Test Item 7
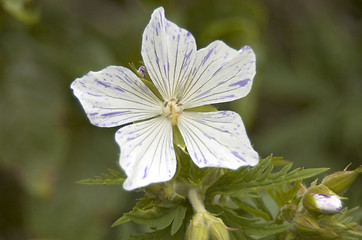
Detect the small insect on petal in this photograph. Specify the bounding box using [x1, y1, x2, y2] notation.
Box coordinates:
[137, 65, 146, 78]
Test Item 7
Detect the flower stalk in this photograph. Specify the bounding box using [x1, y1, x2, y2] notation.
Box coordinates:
[188, 187, 230, 240]
[188, 187, 207, 213]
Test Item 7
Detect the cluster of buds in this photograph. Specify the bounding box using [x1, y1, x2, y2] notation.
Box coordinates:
[291, 165, 362, 239]
[187, 212, 229, 240]
[302, 165, 361, 215]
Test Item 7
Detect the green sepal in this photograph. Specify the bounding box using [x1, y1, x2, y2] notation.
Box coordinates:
[76, 168, 125, 185]
[112, 215, 131, 227]
[172, 125, 186, 152]
[321, 165, 362, 195]
[129, 62, 164, 101]
[185, 105, 218, 112]
[139, 77, 164, 102]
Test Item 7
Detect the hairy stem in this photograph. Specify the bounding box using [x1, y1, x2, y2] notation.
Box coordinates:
[188, 187, 206, 213]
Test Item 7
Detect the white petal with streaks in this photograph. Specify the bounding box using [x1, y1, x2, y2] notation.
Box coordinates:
[141, 7, 196, 100]
[115, 117, 176, 190]
[181, 41, 256, 109]
[177, 111, 259, 169]
[71, 65, 163, 127]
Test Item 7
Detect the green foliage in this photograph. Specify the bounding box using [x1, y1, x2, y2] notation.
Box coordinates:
[113, 197, 191, 239]
[126, 202, 187, 234]
[110, 155, 352, 239]
[206, 156, 328, 198]
[76, 169, 125, 185]
[208, 204, 291, 236]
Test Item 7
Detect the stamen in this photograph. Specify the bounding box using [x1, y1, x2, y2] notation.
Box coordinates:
[162, 98, 183, 125]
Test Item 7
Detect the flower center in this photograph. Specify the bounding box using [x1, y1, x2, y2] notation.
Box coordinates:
[162, 98, 183, 126]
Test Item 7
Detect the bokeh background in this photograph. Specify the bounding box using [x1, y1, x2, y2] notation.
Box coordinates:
[0, 0, 361, 239]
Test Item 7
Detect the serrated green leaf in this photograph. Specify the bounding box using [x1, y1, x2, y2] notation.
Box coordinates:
[111, 215, 131, 227]
[170, 205, 187, 235]
[211, 206, 290, 236]
[207, 204, 259, 226]
[127, 203, 187, 232]
[243, 222, 291, 236]
[206, 156, 329, 198]
[254, 164, 274, 182]
[271, 181, 301, 207]
[232, 198, 272, 220]
[76, 168, 125, 185]
[185, 105, 218, 112]
[229, 168, 328, 197]
[273, 164, 293, 177]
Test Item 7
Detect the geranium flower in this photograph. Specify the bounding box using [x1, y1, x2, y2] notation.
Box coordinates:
[71, 7, 259, 190]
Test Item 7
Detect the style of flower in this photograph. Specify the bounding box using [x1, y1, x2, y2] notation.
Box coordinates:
[71, 7, 259, 190]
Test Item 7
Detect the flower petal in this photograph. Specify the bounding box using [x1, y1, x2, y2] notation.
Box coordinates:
[115, 117, 176, 190]
[71, 66, 162, 127]
[180, 41, 256, 109]
[177, 111, 259, 169]
[141, 7, 196, 100]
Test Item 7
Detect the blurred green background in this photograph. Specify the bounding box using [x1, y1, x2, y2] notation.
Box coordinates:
[0, 0, 361, 239]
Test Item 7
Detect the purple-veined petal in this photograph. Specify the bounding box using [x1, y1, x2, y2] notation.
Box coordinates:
[177, 111, 259, 169]
[141, 7, 196, 100]
[115, 117, 176, 190]
[313, 194, 342, 214]
[180, 41, 256, 109]
[71, 66, 163, 127]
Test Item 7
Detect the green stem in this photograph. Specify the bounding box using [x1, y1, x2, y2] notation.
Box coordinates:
[188, 187, 206, 213]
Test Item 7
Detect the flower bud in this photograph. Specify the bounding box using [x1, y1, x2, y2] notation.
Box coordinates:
[207, 216, 229, 240]
[303, 186, 342, 214]
[321, 165, 362, 194]
[160, 182, 175, 200]
[279, 204, 297, 222]
[187, 213, 208, 240]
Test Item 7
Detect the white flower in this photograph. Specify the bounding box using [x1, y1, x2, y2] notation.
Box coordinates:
[71, 7, 259, 190]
